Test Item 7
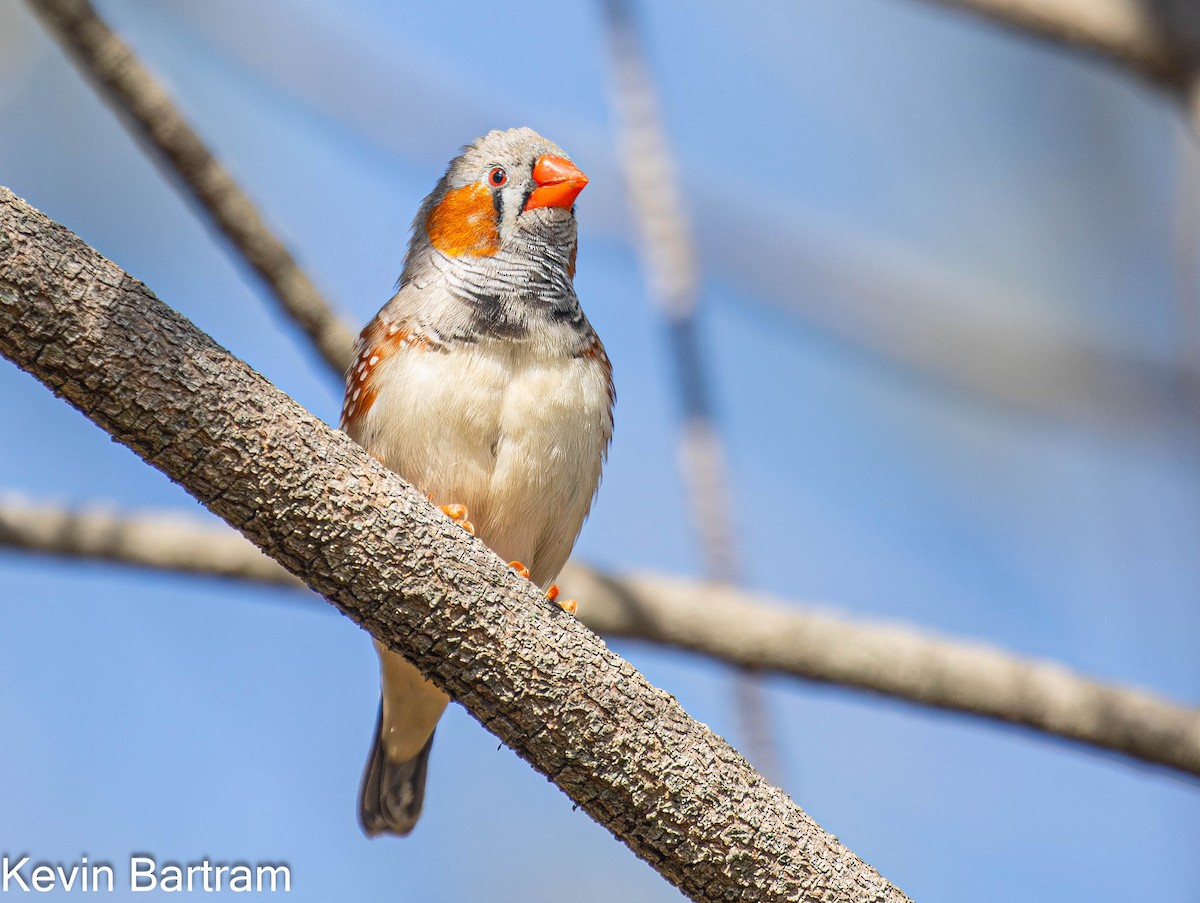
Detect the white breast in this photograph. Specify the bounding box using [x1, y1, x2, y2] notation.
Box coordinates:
[348, 339, 611, 587]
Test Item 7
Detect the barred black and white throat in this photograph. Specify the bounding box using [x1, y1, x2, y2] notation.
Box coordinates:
[397, 127, 588, 347]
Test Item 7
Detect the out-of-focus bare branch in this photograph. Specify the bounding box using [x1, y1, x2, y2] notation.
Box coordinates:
[25, 0, 356, 375]
[0, 497, 302, 587]
[569, 567, 1200, 780]
[711, 201, 1200, 432]
[4, 498, 1199, 781]
[600, 0, 780, 780]
[916, 0, 1200, 92]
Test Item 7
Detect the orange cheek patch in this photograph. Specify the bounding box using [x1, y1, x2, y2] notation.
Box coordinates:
[425, 183, 501, 257]
[340, 320, 438, 428]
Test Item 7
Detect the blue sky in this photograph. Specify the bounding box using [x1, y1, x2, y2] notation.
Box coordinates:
[0, 1, 1197, 900]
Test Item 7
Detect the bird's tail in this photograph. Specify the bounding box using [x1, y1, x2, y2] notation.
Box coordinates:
[358, 704, 436, 838]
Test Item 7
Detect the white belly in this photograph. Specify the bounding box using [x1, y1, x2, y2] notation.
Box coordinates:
[347, 340, 610, 587]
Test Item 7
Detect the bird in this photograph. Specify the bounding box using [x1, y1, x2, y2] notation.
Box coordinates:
[339, 127, 613, 838]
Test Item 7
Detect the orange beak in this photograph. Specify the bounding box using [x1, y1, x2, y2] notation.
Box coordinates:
[524, 154, 588, 211]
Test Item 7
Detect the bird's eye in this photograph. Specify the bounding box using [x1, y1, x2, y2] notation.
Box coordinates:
[487, 167, 508, 188]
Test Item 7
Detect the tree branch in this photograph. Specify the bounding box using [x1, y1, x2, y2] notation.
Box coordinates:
[3, 497, 1198, 780]
[600, 0, 780, 780]
[0, 498, 304, 587]
[0, 186, 911, 901]
[915, 0, 1200, 93]
[571, 569, 1200, 780]
[25, 0, 356, 375]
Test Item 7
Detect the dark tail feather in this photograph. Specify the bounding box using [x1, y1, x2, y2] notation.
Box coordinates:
[358, 704, 435, 838]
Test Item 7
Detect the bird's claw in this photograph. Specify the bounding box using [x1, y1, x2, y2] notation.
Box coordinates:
[546, 583, 577, 616]
[439, 503, 475, 535]
[509, 566, 577, 615]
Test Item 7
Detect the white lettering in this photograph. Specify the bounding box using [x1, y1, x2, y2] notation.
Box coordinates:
[189, 861, 214, 892]
[130, 856, 157, 892]
[229, 865, 251, 892]
[2, 857, 30, 892]
[257, 864, 290, 892]
[91, 863, 115, 893]
[56, 863, 78, 892]
[0, 854, 290, 893]
[159, 864, 182, 893]
[30, 865, 55, 892]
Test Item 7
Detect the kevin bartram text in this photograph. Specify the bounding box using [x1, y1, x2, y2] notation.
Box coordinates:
[1, 855, 291, 893]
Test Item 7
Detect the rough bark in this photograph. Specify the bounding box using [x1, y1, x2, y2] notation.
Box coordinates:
[0, 187, 912, 901]
[5, 498, 1199, 780]
[25, 0, 356, 375]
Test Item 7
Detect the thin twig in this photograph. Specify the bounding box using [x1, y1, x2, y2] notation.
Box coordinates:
[600, 0, 781, 781]
[26, 0, 356, 375]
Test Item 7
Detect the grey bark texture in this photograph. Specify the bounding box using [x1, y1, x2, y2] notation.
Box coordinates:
[25, 0, 356, 375]
[0, 186, 912, 901]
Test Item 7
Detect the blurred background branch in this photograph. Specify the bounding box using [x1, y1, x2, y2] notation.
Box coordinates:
[599, 0, 780, 781]
[916, 0, 1200, 94]
[26, 0, 356, 375]
[4, 496, 1198, 781]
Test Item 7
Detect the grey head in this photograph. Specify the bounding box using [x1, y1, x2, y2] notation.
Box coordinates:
[395, 128, 590, 343]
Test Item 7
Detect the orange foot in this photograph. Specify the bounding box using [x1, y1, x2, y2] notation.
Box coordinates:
[438, 503, 475, 535]
[546, 584, 577, 616]
[510, 563, 577, 615]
